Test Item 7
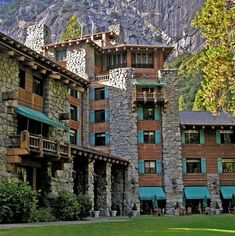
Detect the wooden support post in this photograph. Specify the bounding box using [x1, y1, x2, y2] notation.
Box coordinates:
[32, 168, 37, 190]
[68, 143, 71, 160]
[56, 141, 61, 160]
[38, 135, 43, 157]
[20, 130, 30, 151]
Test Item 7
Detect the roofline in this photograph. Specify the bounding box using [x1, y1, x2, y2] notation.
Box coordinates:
[180, 123, 235, 126]
[0, 31, 88, 87]
[102, 44, 174, 50]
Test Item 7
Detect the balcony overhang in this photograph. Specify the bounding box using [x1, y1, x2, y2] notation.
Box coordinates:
[133, 81, 165, 87]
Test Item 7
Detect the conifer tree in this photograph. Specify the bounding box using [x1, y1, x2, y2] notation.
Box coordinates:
[179, 95, 187, 111]
[60, 15, 82, 42]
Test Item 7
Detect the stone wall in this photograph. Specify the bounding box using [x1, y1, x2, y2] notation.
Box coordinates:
[0, 54, 18, 177]
[207, 174, 222, 208]
[25, 24, 51, 53]
[109, 68, 140, 214]
[109, 24, 125, 43]
[67, 43, 94, 80]
[159, 69, 184, 215]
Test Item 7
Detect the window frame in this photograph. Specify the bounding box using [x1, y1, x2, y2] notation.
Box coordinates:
[144, 131, 155, 144]
[70, 129, 77, 145]
[185, 130, 200, 144]
[95, 132, 106, 146]
[144, 161, 156, 174]
[55, 49, 67, 61]
[95, 110, 105, 123]
[70, 105, 78, 121]
[222, 158, 235, 173]
[131, 52, 154, 68]
[32, 76, 43, 96]
[186, 158, 202, 174]
[220, 130, 235, 144]
[94, 87, 105, 100]
[69, 88, 79, 99]
[143, 106, 154, 120]
[19, 69, 26, 89]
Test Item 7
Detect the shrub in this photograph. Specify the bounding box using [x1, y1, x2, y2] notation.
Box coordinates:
[132, 203, 137, 211]
[54, 191, 81, 221]
[77, 195, 92, 220]
[0, 181, 37, 223]
[30, 208, 57, 222]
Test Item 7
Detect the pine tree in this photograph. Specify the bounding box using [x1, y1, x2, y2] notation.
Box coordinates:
[179, 95, 187, 111]
[60, 16, 82, 42]
[185, 0, 235, 116]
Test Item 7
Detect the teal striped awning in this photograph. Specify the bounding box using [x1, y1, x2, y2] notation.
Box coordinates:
[16, 105, 68, 131]
[139, 187, 166, 200]
[220, 186, 235, 199]
[184, 187, 210, 200]
[133, 81, 165, 87]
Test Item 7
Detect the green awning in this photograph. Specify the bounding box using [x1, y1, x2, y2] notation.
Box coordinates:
[16, 105, 68, 131]
[184, 187, 210, 200]
[220, 186, 235, 199]
[139, 187, 166, 200]
[133, 81, 165, 87]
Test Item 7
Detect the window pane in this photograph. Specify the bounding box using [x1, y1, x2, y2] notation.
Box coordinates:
[19, 69, 25, 89]
[95, 110, 105, 123]
[144, 161, 156, 174]
[69, 88, 78, 98]
[143, 107, 154, 120]
[33, 76, 43, 96]
[222, 159, 235, 173]
[95, 88, 105, 100]
[70, 129, 77, 145]
[144, 131, 155, 144]
[95, 133, 106, 146]
[55, 49, 67, 61]
[221, 130, 235, 144]
[185, 130, 199, 144]
[70, 105, 77, 121]
[186, 158, 201, 173]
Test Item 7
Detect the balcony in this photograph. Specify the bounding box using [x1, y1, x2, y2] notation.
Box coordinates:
[90, 74, 109, 82]
[134, 73, 158, 80]
[18, 88, 43, 111]
[132, 91, 166, 103]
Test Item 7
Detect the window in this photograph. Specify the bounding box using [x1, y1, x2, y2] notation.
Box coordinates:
[131, 52, 153, 68]
[70, 129, 77, 145]
[69, 88, 79, 99]
[186, 159, 201, 173]
[144, 161, 156, 174]
[95, 133, 105, 146]
[70, 105, 77, 121]
[107, 52, 127, 70]
[55, 49, 67, 61]
[95, 110, 105, 123]
[185, 130, 200, 144]
[19, 69, 25, 89]
[220, 130, 235, 144]
[95, 88, 105, 100]
[33, 76, 43, 96]
[222, 159, 235, 173]
[143, 107, 154, 120]
[144, 131, 155, 144]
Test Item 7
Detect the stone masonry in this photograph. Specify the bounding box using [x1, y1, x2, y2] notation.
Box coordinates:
[25, 24, 51, 53]
[0, 54, 18, 179]
[159, 69, 184, 215]
[109, 68, 140, 213]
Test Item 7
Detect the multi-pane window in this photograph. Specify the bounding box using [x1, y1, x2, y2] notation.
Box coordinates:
[107, 53, 127, 70]
[131, 52, 153, 68]
[185, 130, 200, 144]
[33, 76, 43, 96]
[55, 49, 67, 61]
[19, 69, 25, 89]
[70, 129, 77, 145]
[95, 88, 105, 100]
[144, 131, 155, 144]
[70, 105, 77, 121]
[95, 133, 105, 146]
[69, 88, 79, 99]
[95, 110, 105, 123]
[220, 130, 235, 144]
[143, 107, 154, 120]
[222, 159, 235, 173]
[144, 161, 156, 174]
[186, 159, 201, 173]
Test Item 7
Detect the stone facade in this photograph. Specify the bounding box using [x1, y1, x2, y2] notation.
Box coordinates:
[207, 174, 222, 208]
[159, 69, 184, 215]
[67, 43, 94, 80]
[109, 24, 125, 43]
[25, 24, 51, 53]
[0, 54, 18, 176]
[109, 68, 140, 213]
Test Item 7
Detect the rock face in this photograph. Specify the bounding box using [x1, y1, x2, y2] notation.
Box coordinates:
[0, 0, 205, 53]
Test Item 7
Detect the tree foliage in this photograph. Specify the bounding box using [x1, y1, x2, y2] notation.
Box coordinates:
[183, 0, 235, 116]
[60, 15, 82, 42]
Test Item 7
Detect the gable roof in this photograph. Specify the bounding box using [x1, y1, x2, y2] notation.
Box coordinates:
[180, 111, 235, 126]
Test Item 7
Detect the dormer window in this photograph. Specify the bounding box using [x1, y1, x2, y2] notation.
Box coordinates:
[55, 49, 67, 61]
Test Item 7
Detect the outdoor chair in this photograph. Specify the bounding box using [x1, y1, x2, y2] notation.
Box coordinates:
[186, 207, 192, 215]
[204, 207, 210, 215]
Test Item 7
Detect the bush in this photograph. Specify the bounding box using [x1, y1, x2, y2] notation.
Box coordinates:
[77, 195, 92, 220]
[0, 181, 37, 223]
[30, 208, 57, 222]
[54, 191, 81, 221]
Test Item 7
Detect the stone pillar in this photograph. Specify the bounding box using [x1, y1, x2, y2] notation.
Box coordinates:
[207, 174, 222, 208]
[109, 68, 140, 214]
[86, 160, 95, 209]
[109, 24, 125, 43]
[159, 69, 184, 215]
[25, 24, 51, 53]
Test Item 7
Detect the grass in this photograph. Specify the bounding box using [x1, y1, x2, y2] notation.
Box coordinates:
[1, 215, 235, 236]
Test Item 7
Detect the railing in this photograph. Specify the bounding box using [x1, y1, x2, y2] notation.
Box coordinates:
[9, 131, 71, 159]
[134, 73, 158, 80]
[133, 91, 165, 103]
[91, 74, 110, 82]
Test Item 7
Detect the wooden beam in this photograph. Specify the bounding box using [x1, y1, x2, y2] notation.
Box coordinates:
[63, 79, 69, 84]
[5, 50, 15, 56]
[48, 73, 61, 80]
[16, 56, 25, 61]
[70, 82, 76, 87]
[40, 69, 47, 74]
[24, 61, 35, 67]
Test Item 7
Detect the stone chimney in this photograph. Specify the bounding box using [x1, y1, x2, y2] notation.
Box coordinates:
[109, 24, 124, 43]
[25, 23, 51, 54]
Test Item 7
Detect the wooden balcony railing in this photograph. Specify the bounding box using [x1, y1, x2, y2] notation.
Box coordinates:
[9, 130, 71, 159]
[132, 91, 165, 103]
[90, 74, 109, 82]
[134, 73, 158, 80]
[18, 88, 43, 111]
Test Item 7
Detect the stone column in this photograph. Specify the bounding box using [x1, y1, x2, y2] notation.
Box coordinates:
[25, 24, 51, 53]
[159, 69, 184, 215]
[109, 68, 140, 214]
[207, 174, 222, 208]
[86, 160, 95, 209]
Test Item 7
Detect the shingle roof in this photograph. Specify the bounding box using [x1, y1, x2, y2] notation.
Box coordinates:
[180, 111, 235, 126]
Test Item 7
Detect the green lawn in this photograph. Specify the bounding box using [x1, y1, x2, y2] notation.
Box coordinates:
[1, 215, 235, 236]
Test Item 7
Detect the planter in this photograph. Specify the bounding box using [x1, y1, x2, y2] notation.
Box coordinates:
[215, 209, 221, 215]
[174, 209, 180, 216]
[111, 210, 117, 217]
[93, 210, 100, 218]
[132, 210, 138, 217]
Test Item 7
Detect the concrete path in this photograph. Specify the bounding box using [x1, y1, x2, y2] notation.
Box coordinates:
[0, 217, 129, 229]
